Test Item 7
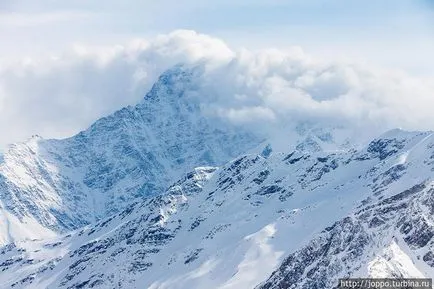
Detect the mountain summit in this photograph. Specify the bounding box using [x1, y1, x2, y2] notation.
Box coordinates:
[0, 65, 260, 244]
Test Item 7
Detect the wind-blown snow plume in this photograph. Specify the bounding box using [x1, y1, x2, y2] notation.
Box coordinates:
[1, 30, 434, 147]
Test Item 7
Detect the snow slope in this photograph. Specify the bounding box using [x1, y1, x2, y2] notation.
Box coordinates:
[1, 129, 434, 288]
[0, 65, 260, 244]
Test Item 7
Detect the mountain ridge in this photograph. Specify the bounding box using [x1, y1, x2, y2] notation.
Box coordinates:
[1, 128, 434, 288]
[0, 64, 261, 244]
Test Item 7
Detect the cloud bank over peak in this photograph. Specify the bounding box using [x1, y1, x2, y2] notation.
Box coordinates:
[0, 30, 433, 148]
[199, 48, 434, 145]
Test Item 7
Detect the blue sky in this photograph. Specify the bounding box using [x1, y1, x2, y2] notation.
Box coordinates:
[1, 0, 433, 74]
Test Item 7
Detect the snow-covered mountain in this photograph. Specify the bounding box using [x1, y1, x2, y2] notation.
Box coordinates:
[1, 128, 434, 289]
[0, 65, 261, 244]
[1, 64, 434, 289]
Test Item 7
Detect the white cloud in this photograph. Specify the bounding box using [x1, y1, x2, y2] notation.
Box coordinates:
[1, 30, 434, 148]
[0, 31, 234, 147]
[200, 50, 434, 142]
[217, 106, 276, 123]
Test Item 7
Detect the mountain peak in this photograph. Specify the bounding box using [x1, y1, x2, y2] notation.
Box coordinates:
[0, 64, 260, 243]
[376, 128, 430, 140]
[144, 64, 202, 102]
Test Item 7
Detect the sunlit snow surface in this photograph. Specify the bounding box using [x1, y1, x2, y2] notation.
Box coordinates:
[1, 129, 434, 288]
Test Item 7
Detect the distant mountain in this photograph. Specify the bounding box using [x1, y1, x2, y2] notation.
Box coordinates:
[1, 129, 433, 288]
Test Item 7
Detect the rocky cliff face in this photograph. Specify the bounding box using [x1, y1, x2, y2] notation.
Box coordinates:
[0, 65, 260, 243]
